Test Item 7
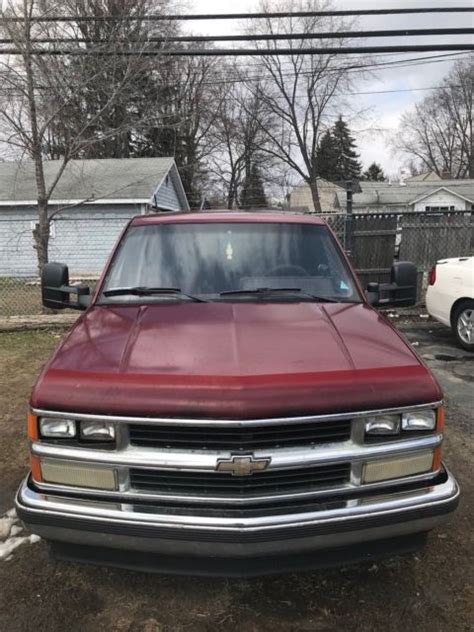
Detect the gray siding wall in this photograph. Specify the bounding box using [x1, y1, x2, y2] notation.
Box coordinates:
[154, 174, 182, 210]
[0, 204, 143, 277]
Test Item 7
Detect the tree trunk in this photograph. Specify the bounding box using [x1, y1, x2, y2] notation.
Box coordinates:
[22, 0, 50, 275]
[32, 201, 50, 274]
[309, 178, 322, 214]
[227, 176, 237, 209]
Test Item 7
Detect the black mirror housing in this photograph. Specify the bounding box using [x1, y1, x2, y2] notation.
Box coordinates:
[41, 262, 90, 310]
[388, 261, 418, 307]
[366, 282, 380, 305]
[366, 262, 418, 308]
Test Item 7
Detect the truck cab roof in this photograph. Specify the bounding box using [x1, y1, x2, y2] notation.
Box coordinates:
[131, 210, 327, 227]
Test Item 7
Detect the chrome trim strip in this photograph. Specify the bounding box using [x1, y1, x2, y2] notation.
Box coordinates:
[31, 401, 443, 428]
[31, 434, 443, 470]
[33, 469, 440, 506]
[17, 468, 459, 532]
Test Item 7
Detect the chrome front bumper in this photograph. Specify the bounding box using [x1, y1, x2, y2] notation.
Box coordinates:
[16, 468, 459, 574]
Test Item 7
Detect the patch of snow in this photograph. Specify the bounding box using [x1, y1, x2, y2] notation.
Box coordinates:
[10, 525, 23, 537]
[0, 517, 15, 540]
[0, 508, 40, 562]
[0, 536, 29, 560]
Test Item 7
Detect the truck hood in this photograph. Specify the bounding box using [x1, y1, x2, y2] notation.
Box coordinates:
[32, 302, 441, 418]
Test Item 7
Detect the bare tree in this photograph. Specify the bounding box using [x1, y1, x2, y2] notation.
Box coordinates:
[0, 0, 168, 272]
[393, 58, 473, 179]
[129, 50, 222, 208]
[243, 0, 358, 212]
[209, 74, 277, 209]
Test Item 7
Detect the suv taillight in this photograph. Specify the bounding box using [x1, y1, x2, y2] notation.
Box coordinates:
[429, 265, 437, 286]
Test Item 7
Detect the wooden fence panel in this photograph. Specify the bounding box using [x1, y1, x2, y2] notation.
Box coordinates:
[399, 213, 472, 270]
[351, 214, 397, 289]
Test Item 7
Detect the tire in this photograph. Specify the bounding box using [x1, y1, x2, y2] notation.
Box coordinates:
[452, 300, 474, 351]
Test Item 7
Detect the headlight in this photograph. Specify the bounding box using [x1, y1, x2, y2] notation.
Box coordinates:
[364, 408, 439, 439]
[80, 421, 115, 442]
[365, 415, 400, 436]
[39, 417, 76, 438]
[402, 410, 436, 431]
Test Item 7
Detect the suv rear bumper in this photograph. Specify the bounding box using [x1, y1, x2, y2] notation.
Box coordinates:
[16, 467, 459, 575]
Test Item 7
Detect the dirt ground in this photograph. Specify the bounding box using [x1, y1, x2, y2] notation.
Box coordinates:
[0, 326, 472, 632]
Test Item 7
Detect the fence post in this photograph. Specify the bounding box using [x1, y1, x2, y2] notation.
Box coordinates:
[345, 180, 353, 257]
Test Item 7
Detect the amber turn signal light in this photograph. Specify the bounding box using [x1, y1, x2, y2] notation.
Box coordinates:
[27, 411, 39, 441]
[436, 406, 445, 432]
[432, 447, 442, 472]
[30, 455, 43, 482]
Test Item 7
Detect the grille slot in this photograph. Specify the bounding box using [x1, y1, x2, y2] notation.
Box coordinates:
[129, 463, 350, 497]
[129, 419, 352, 450]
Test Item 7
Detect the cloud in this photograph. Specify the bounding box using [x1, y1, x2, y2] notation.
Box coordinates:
[188, 0, 471, 173]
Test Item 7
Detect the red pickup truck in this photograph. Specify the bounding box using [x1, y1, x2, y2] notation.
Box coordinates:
[16, 211, 459, 575]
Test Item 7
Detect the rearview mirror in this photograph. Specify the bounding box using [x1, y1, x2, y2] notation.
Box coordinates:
[42, 262, 90, 310]
[366, 262, 418, 308]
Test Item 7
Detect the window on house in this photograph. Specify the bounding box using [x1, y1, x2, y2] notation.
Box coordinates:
[425, 205, 456, 213]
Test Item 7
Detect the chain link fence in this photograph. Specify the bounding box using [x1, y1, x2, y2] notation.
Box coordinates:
[0, 213, 127, 317]
[0, 210, 472, 316]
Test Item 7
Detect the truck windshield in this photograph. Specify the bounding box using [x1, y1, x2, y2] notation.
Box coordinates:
[100, 222, 361, 303]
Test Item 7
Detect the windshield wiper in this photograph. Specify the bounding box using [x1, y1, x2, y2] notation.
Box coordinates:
[103, 287, 206, 302]
[219, 287, 338, 302]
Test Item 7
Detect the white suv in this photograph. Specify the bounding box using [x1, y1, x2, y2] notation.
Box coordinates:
[426, 257, 474, 351]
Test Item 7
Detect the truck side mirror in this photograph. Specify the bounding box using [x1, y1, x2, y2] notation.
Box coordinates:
[366, 282, 380, 305]
[366, 262, 418, 308]
[42, 262, 91, 311]
[390, 261, 418, 306]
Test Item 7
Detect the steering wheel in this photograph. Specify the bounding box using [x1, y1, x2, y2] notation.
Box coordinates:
[266, 264, 309, 276]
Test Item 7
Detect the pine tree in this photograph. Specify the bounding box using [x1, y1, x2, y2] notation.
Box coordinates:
[362, 162, 386, 182]
[331, 115, 362, 182]
[316, 130, 338, 181]
[240, 164, 268, 209]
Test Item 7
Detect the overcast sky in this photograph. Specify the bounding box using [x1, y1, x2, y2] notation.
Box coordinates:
[185, 0, 473, 177]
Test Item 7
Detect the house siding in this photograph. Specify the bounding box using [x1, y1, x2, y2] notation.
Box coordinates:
[0, 204, 142, 277]
[154, 173, 182, 210]
[413, 190, 471, 212]
[0, 158, 189, 277]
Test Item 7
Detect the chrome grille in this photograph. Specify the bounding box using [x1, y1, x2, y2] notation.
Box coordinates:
[128, 419, 352, 450]
[129, 463, 351, 497]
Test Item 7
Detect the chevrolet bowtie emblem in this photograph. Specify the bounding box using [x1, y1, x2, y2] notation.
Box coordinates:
[216, 454, 271, 476]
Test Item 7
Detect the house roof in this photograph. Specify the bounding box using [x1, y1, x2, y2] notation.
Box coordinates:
[0, 157, 188, 209]
[405, 171, 442, 182]
[292, 178, 346, 191]
[409, 186, 474, 205]
[334, 179, 474, 208]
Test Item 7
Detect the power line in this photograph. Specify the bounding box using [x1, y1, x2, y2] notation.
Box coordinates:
[1, 44, 473, 56]
[0, 84, 461, 98]
[1, 7, 473, 22]
[0, 52, 469, 89]
[192, 51, 471, 82]
[0, 51, 468, 89]
[1, 27, 473, 45]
